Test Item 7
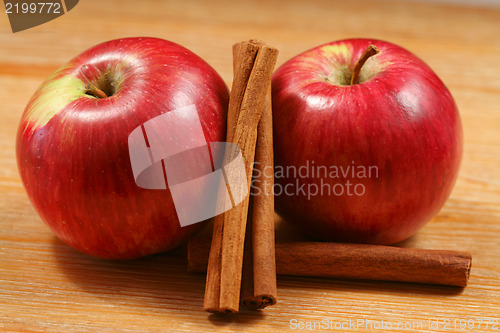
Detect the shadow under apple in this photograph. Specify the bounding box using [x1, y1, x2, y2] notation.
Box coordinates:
[49, 235, 267, 326]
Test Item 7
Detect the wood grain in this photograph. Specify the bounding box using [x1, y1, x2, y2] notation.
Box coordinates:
[1, 0, 500, 331]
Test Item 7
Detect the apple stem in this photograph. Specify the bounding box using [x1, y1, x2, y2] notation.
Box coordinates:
[350, 45, 380, 85]
[85, 84, 108, 99]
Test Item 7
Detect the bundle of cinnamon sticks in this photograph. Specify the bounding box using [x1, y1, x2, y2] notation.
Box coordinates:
[201, 40, 279, 313]
[188, 39, 472, 314]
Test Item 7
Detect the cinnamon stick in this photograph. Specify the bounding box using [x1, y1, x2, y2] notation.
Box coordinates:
[202, 41, 260, 314]
[203, 40, 278, 313]
[231, 41, 277, 310]
[235, 42, 257, 310]
[190, 239, 472, 288]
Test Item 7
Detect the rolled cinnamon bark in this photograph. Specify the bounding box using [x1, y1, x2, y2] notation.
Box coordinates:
[189, 239, 472, 288]
[234, 40, 277, 310]
[203, 40, 278, 313]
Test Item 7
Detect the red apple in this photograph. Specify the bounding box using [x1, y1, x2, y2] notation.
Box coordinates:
[17, 37, 229, 259]
[271, 39, 462, 245]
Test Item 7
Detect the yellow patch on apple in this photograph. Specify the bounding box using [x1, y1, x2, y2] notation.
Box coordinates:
[24, 69, 84, 129]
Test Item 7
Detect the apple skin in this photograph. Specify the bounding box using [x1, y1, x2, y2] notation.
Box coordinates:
[17, 37, 229, 259]
[272, 39, 462, 245]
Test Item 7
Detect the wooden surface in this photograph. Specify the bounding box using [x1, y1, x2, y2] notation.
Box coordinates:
[1, 0, 500, 331]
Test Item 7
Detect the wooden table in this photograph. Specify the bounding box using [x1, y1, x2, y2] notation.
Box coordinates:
[1, 0, 500, 331]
